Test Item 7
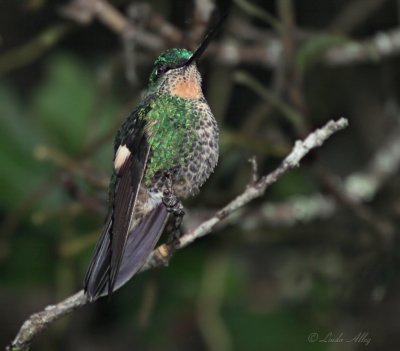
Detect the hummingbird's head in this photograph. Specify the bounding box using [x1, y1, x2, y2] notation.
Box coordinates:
[148, 14, 226, 97]
[149, 48, 193, 88]
[148, 48, 204, 99]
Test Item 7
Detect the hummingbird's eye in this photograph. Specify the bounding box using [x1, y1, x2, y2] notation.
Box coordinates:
[155, 66, 169, 78]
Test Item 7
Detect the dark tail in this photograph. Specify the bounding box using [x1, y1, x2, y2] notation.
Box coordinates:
[84, 205, 169, 301]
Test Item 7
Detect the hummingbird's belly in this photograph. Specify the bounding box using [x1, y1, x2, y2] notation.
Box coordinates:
[173, 111, 219, 198]
[148, 101, 219, 199]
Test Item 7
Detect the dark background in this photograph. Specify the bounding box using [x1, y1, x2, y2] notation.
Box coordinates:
[1, 0, 400, 350]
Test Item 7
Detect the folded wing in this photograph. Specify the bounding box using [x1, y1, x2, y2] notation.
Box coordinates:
[84, 101, 168, 301]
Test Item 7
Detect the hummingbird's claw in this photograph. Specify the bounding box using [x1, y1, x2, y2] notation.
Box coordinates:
[162, 180, 185, 246]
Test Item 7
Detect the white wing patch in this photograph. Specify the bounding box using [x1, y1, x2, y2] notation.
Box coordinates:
[114, 144, 131, 172]
[148, 190, 163, 207]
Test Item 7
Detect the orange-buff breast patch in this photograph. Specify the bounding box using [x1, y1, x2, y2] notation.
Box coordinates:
[171, 79, 201, 99]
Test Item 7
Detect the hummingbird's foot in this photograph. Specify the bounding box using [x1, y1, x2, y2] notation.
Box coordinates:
[162, 172, 185, 246]
[163, 190, 185, 246]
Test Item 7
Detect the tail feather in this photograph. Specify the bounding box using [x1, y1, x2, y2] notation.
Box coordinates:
[84, 204, 169, 301]
[112, 205, 169, 293]
[84, 217, 112, 299]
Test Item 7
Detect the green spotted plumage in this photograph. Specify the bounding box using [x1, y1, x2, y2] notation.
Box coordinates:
[145, 94, 197, 183]
[84, 47, 219, 301]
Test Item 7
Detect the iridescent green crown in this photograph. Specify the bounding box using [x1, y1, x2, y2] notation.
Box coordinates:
[149, 48, 193, 89]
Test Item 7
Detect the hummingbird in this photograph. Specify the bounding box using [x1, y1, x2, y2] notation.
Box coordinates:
[83, 22, 222, 301]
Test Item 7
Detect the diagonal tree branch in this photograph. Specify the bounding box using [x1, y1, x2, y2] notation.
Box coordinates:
[7, 118, 348, 351]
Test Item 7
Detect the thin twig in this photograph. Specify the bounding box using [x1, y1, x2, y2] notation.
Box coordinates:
[60, 0, 163, 50]
[190, 0, 215, 47]
[6, 291, 87, 351]
[34, 145, 108, 188]
[7, 118, 348, 351]
[324, 29, 400, 65]
[233, 0, 282, 31]
[329, 0, 388, 34]
[242, 117, 400, 229]
[0, 25, 70, 77]
[248, 156, 259, 184]
[4, 1, 400, 79]
[278, 0, 308, 124]
[315, 168, 394, 242]
[234, 71, 306, 133]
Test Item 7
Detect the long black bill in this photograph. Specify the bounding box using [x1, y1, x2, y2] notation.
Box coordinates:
[185, 12, 227, 66]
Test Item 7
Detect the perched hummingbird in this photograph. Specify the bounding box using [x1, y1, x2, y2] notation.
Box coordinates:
[84, 25, 220, 301]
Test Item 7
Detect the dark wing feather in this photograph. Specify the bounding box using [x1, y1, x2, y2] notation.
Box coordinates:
[84, 99, 160, 301]
[108, 125, 150, 296]
[83, 216, 113, 298]
[117, 205, 169, 284]
[92, 204, 169, 298]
